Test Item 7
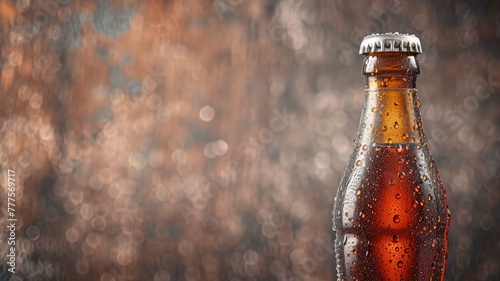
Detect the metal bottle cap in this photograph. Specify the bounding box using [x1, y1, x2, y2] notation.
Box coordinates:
[359, 32, 422, 55]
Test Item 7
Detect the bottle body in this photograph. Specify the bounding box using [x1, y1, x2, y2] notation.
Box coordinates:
[333, 49, 449, 280]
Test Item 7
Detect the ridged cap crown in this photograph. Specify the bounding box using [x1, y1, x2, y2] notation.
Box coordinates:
[359, 32, 422, 55]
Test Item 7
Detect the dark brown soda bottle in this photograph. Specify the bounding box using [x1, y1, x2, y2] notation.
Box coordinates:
[332, 33, 450, 281]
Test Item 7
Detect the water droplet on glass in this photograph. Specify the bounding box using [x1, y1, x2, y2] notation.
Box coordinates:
[397, 260, 403, 268]
[362, 145, 368, 151]
[395, 193, 401, 199]
[393, 215, 401, 223]
[428, 194, 433, 201]
[398, 171, 406, 179]
[383, 126, 388, 131]
[392, 234, 399, 242]
[371, 107, 377, 112]
[356, 160, 362, 166]
[413, 123, 419, 130]
[396, 145, 403, 153]
[394, 122, 399, 129]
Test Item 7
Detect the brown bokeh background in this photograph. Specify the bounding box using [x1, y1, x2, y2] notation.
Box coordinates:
[0, 0, 499, 280]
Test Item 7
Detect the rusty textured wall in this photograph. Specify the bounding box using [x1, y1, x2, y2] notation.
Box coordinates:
[0, 0, 499, 280]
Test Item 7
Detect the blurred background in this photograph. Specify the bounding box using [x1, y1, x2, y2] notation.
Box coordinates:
[0, 0, 499, 280]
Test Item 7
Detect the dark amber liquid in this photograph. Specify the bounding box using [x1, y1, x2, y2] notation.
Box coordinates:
[333, 143, 449, 281]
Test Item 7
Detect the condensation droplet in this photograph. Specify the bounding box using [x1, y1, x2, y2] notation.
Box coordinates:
[371, 107, 377, 113]
[413, 123, 419, 130]
[428, 194, 433, 201]
[393, 215, 401, 223]
[397, 260, 403, 268]
[395, 193, 401, 199]
[392, 234, 399, 242]
[356, 160, 362, 166]
[398, 171, 406, 179]
[396, 145, 403, 153]
[394, 122, 399, 129]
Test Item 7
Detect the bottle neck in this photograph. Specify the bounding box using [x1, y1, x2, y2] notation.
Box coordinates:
[358, 52, 424, 145]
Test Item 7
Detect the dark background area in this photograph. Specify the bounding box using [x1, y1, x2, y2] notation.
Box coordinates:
[0, 0, 499, 280]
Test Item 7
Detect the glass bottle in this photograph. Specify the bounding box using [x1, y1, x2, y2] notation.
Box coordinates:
[332, 33, 450, 281]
